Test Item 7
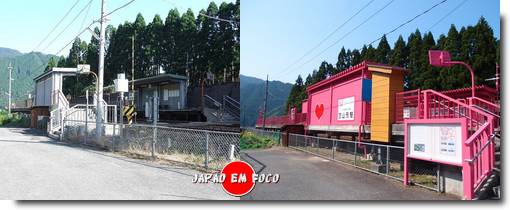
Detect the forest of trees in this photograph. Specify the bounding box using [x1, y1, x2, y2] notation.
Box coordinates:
[286, 17, 500, 112]
[45, 1, 240, 98]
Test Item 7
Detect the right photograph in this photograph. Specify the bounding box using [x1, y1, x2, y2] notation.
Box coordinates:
[240, 0, 500, 200]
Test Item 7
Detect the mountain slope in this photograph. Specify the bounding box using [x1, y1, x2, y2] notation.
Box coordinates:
[0, 47, 22, 58]
[0, 50, 55, 108]
[240, 74, 293, 127]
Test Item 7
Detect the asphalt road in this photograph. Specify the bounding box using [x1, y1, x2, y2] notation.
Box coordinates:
[241, 147, 458, 200]
[0, 127, 236, 200]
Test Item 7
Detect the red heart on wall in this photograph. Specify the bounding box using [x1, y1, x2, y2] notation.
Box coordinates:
[315, 104, 324, 119]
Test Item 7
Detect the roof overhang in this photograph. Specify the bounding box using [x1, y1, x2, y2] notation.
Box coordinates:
[34, 67, 78, 82]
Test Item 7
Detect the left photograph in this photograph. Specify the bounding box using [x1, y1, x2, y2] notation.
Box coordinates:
[0, 0, 240, 200]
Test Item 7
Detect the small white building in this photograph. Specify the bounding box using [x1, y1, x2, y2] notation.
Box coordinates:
[31, 67, 77, 128]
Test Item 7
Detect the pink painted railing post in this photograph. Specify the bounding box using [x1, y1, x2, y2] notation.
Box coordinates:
[403, 123, 409, 186]
[423, 91, 428, 119]
[463, 143, 474, 200]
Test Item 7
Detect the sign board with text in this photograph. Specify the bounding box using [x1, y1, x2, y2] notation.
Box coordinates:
[405, 119, 466, 166]
[337, 96, 355, 121]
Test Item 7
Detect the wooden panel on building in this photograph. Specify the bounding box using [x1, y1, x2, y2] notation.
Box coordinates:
[30, 106, 50, 129]
[369, 67, 404, 143]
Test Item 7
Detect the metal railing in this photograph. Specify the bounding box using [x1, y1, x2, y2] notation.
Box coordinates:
[420, 90, 496, 199]
[468, 97, 500, 129]
[395, 89, 422, 123]
[287, 133, 440, 191]
[255, 113, 307, 128]
[61, 119, 240, 171]
[223, 95, 240, 119]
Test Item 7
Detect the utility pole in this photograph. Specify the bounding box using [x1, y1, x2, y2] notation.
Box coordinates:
[7, 62, 13, 115]
[262, 74, 268, 129]
[131, 35, 135, 105]
[96, 0, 107, 142]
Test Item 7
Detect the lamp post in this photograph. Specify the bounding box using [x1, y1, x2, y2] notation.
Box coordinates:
[428, 50, 476, 98]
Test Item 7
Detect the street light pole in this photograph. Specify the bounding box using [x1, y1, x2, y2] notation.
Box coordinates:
[96, 0, 107, 141]
[428, 50, 476, 98]
[445, 61, 476, 98]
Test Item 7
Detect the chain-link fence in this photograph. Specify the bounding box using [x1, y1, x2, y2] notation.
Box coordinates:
[62, 119, 240, 171]
[287, 133, 440, 191]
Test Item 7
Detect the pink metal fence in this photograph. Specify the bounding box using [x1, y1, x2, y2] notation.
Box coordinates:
[468, 97, 500, 129]
[255, 113, 307, 128]
[395, 89, 423, 123]
[418, 90, 495, 199]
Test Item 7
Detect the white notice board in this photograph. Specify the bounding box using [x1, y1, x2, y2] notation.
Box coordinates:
[337, 96, 355, 121]
[408, 123, 463, 165]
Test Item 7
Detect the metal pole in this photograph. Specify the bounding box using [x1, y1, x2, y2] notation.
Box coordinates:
[59, 109, 64, 141]
[151, 90, 158, 159]
[7, 62, 13, 115]
[386, 146, 390, 174]
[96, 0, 107, 143]
[447, 61, 476, 98]
[332, 140, 336, 160]
[85, 90, 89, 144]
[131, 35, 135, 106]
[316, 138, 319, 154]
[437, 163, 441, 192]
[205, 131, 209, 169]
[354, 140, 358, 166]
[262, 74, 268, 129]
[119, 92, 124, 139]
[229, 144, 235, 161]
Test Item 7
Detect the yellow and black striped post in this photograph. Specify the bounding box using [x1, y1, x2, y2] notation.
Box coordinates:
[123, 105, 136, 124]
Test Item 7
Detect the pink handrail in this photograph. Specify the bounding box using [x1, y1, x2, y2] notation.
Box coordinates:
[421, 90, 495, 200]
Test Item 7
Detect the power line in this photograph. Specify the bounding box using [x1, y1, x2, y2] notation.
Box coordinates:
[79, 0, 95, 35]
[36, 0, 138, 72]
[104, 0, 137, 18]
[199, 13, 239, 24]
[273, 0, 376, 78]
[32, 0, 82, 52]
[32, 21, 97, 72]
[55, 23, 96, 56]
[368, 0, 448, 45]
[282, 0, 395, 80]
[41, 0, 95, 53]
[426, 0, 468, 31]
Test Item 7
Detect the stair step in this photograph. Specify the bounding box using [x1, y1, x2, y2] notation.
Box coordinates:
[492, 186, 501, 199]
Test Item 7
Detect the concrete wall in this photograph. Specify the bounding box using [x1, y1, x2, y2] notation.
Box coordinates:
[439, 165, 464, 198]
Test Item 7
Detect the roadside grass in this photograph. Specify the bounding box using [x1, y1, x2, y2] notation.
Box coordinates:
[0, 110, 30, 127]
[240, 131, 276, 150]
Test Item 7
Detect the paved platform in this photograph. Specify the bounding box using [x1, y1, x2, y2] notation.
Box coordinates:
[241, 147, 459, 200]
[0, 127, 236, 200]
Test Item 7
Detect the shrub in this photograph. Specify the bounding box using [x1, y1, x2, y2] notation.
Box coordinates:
[240, 131, 275, 150]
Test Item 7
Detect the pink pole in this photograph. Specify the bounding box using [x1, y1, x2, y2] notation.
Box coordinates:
[447, 61, 476, 98]
[403, 122, 409, 186]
